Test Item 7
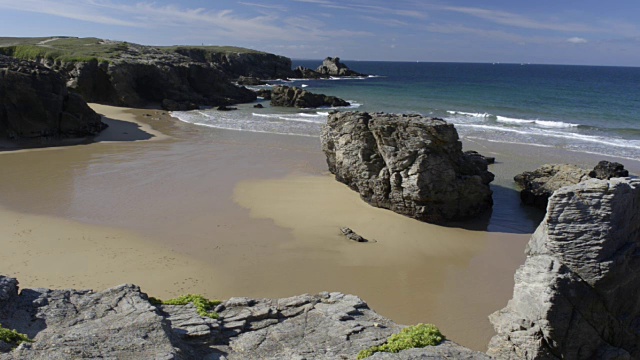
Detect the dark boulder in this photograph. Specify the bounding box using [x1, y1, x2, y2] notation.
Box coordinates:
[161, 99, 198, 111]
[292, 66, 325, 79]
[270, 85, 349, 108]
[253, 104, 264, 109]
[0, 55, 106, 139]
[254, 89, 272, 100]
[237, 76, 265, 86]
[589, 160, 629, 179]
[217, 106, 237, 111]
[321, 112, 494, 224]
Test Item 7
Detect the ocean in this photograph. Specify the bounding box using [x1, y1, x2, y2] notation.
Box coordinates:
[174, 60, 640, 161]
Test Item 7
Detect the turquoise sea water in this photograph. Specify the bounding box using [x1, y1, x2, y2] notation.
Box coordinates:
[175, 61, 640, 160]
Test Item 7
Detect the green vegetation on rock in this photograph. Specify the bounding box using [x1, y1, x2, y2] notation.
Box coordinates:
[357, 324, 445, 359]
[0, 323, 32, 347]
[149, 294, 222, 319]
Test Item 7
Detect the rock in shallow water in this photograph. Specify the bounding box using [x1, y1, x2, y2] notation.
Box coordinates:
[488, 177, 640, 359]
[321, 111, 494, 224]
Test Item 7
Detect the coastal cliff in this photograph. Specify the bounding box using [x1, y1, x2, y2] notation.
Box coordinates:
[321, 112, 494, 224]
[0, 55, 105, 139]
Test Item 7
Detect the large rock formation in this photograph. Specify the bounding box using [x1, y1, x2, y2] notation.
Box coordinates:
[488, 177, 640, 359]
[0, 55, 106, 139]
[0, 276, 486, 359]
[515, 161, 631, 209]
[270, 85, 350, 108]
[316, 57, 364, 77]
[321, 112, 494, 224]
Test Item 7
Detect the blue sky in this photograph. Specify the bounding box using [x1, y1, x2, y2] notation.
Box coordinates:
[1, 0, 639, 66]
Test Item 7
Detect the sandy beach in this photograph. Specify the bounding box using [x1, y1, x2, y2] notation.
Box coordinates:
[1, 104, 639, 351]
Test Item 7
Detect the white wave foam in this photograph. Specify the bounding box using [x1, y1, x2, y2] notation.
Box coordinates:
[447, 110, 492, 118]
[316, 112, 330, 116]
[192, 122, 317, 138]
[301, 84, 309, 88]
[496, 116, 579, 128]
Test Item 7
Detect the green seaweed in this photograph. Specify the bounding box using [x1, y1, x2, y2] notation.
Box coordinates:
[357, 323, 445, 359]
[0, 323, 32, 347]
[152, 294, 221, 319]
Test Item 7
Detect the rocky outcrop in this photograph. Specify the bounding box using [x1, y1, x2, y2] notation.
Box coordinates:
[316, 57, 365, 77]
[270, 85, 350, 108]
[236, 76, 266, 86]
[488, 178, 640, 359]
[292, 65, 324, 79]
[0, 55, 106, 139]
[321, 112, 494, 224]
[0, 276, 486, 359]
[515, 161, 631, 209]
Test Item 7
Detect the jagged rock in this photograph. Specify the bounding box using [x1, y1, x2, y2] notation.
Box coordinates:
[0, 55, 106, 139]
[316, 57, 364, 77]
[237, 76, 265, 86]
[340, 227, 367, 242]
[514, 164, 590, 209]
[589, 160, 629, 179]
[321, 112, 494, 224]
[488, 178, 640, 359]
[270, 85, 350, 108]
[0, 277, 484, 359]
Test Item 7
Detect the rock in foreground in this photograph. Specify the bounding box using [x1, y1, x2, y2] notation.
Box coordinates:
[0, 276, 484, 359]
[321, 112, 494, 224]
[270, 85, 350, 108]
[489, 177, 640, 359]
[0, 55, 106, 139]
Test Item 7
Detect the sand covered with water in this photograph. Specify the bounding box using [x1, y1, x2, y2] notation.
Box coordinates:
[0, 105, 638, 351]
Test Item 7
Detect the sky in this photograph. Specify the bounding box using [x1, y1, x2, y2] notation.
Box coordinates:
[1, 0, 639, 66]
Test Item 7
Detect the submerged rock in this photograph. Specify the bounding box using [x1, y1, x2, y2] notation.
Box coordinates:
[0, 55, 106, 139]
[270, 85, 350, 108]
[321, 112, 494, 224]
[0, 276, 484, 359]
[488, 178, 640, 359]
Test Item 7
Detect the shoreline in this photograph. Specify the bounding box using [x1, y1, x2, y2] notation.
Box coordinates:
[0, 105, 638, 351]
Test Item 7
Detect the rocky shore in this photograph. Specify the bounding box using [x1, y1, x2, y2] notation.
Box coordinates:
[270, 85, 350, 108]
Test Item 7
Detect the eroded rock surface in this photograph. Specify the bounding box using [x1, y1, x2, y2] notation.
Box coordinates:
[270, 85, 350, 108]
[321, 112, 494, 224]
[316, 57, 365, 77]
[0, 55, 106, 139]
[489, 178, 640, 359]
[0, 277, 483, 359]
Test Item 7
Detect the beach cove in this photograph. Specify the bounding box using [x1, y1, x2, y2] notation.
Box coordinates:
[0, 103, 638, 351]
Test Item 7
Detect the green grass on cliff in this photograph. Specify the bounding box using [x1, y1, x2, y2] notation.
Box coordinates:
[0, 323, 32, 347]
[149, 294, 222, 319]
[0, 37, 266, 64]
[357, 324, 445, 359]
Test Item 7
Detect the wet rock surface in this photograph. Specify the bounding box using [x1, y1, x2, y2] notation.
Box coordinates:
[321, 111, 494, 224]
[270, 85, 350, 108]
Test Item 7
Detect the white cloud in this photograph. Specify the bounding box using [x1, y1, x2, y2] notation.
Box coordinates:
[567, 37, 588, 44]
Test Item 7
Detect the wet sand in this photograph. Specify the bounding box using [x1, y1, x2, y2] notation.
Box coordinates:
[0, 105, 638, 351]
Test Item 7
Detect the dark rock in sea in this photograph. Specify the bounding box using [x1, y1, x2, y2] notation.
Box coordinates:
[488, 177, 640, 359]
[270, 85, 350, 108]
[253, 103, 264, 109]
[589, 160, 629, 179]
[292, 65, 325, 79]
[254, 89, 272, 100]
[217, 105, 237, 111]
[0, 55, 106, 139]
[321, 112, 494, 224]
[316, 57, 365, 77]
[464, 150, 495, 164]
[237, 76, 265, 86]
[161, 98, 198, 111]
[0, 276, 485, 359]
[340, 227, 368, 242]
